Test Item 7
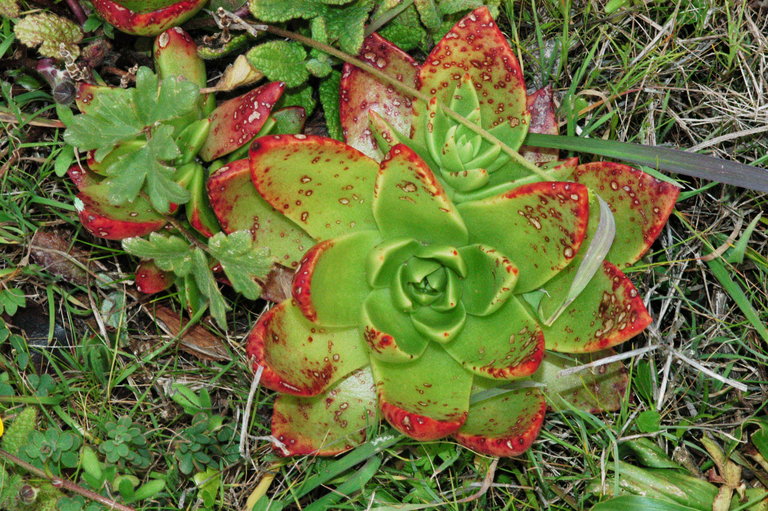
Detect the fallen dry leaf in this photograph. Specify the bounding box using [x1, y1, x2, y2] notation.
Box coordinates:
[259, 264, 294, 303]
[29, 229, 102, 285]
[154, 306, 231, 361]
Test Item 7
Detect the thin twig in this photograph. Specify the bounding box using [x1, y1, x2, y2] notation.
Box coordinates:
[0, 449, 136, 511]
[557, 345, 660, 376]
[669, 348, 749, 392]
[239, 364, 264, 457]
[0, 111, 65, 128]
[218, 9, 550, 181]
[65, 0, 88, 25]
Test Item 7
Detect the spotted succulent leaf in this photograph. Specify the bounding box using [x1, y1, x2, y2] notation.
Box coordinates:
[135, 261, 174, 294]
[92, 0, 207, 36]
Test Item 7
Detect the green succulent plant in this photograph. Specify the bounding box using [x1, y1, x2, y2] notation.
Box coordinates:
[202, 7, 680, 457]
[99, 417, 151, 468]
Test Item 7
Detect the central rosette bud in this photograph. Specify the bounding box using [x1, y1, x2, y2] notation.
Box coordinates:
[395, 244, 465, 313]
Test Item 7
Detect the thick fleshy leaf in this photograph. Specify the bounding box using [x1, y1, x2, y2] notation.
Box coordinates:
[250, 135, 379, 239]
[542, 261, 652, 353]
[185, 163, 220, 237]
[245, 299, 369, 396]
[413, 7, 529, 151]
[362, 288, 428, 363]
[207, 159, 313, 268]
[92, 0, 207, 36]
[458, 181, 590, 293]
[374, 144, 468, 245]
[135, 260, 173, 294]
[444, 297, 544, 380]
[200, 81, 285, 161]
[531, 351, 628, 413]
[292, 231, 380, 327]
[68, 163, 99, 190]
[76, 186, 165, 240]
[75, 83, 123, 114]
[458, 244, 518, 316]
[372, 343, 471, 440]
[271, 368, 376, 456]
[340, 33, 418, 160]
[154, 27, 214, 116]
[454, 387, 546, 456]
[367, 237, 418, 288]
[411, 303, 466, 343]
[565, 162, 680, 267]
[520, 86, 560, 164]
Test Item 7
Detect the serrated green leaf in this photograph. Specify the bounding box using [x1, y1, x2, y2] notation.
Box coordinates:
[415, 0, 442, 30]
[105, 124, 189, 211]
[122, 233, 193, 275]
[64, 89, 143, 153]
[14, 12, 83, 58]
[323, 0, 373, 54]
[276, 85, 317, 116]
[137, 68, 200, 125]
[247, 40, 309, 88]
[207, 230, 271, 300]
[437, 0, 486, 15]
[379, 4, 429, 51]
[191, 249, 229, 329]
[0, 288, 25, 316]
[249, 0, 326, 21]
[319, 71, 343, 141]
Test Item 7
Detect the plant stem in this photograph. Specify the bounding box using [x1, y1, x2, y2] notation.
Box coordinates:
[218, 9, 550, 181]
[0, 448, 136, 511]
[65, 0, 88, 25]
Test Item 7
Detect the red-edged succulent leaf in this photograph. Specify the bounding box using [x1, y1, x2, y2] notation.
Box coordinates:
[542, 261, 652, 353]
[412, 7, 529, 149]
[271, 368, 376, 456]
[458, 181, 590, 293]
[362, 288, 429, 363]
[135, 260, 173, 294]
[77, 193, 166, 240]
[454, 387, 546, 456]
[75, 83, 123, 114]
[565, 162, 680, 267]
[200, 81, 286, 162]
[521, 86, 559, 164]
[92, 0, 207, 36]
[291, 231, 379, 327]
[207, 159, 313, 269]
[249, 135, 379, 240]
[532, 351, 628, 413]
[245, 299, 369, 397]
[154, 27, 214, 115]
[68, 164, 99, 190]
[340, 33, 418, 161]
[374, 144, 468, 245]
[185, 164, 219, 237]
[444, 297, 544, 380]
[371, 344, 471, 440]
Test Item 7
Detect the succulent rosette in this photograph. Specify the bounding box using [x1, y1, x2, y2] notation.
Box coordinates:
[232, 6, 680, 458]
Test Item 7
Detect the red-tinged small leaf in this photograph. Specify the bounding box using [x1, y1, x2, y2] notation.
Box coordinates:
[207, 159, 313, 268]
[271, 368, 376, 456]
[135, 260, 173, 294]
[542, 261, 652, 353]
[92, 0, 207, 36]
[458, 181, 590, 293]
[371, 343, 471, 440]
[566, 162, 680, 267]
[340, 33, 418, 160]
[521, 86, 559, 164]
[292, 231, 379, 327]
[250, 135, 379, 240]
[454, 387, 546, 457]
[77, 190, 166, 240]
[413, 7, 529, 150]
[532, 351, 628, 413]
[199, 81, 285, 162]
[245, 299, 369, 397]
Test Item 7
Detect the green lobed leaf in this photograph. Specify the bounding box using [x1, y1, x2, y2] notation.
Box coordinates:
[246, 41, 309, 88]
[191, 248, 230, 329]
[319, 71, 343, 141]
[249, 0, 326, 21]
[207, 230, 271, 300]
[122, 233, 192, 275]
[64, 87, 143, 154]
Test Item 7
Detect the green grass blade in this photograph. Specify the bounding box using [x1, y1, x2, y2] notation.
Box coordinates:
[524, 134, 768, 192]
[591, 496, 702, 511]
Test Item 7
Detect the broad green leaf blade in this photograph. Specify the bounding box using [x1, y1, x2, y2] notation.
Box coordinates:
[444, 296, 544, 380]
[455, 386, 545, 457]
[340, 33, 418, 160]
[245, 299, 369, 396]
[291, 231, 380, 327]
[199, 81, 286, 161]
[458, 181, 590, 293]
[207, 159, 313, 269]
[271, 368, 376, 456]
[524, 133, 768, 193]
[374, 144, 468, 246]
[249, 135, 379, 239]
[371, 343, 472, 440]
[531, 351, 628, 413]
[207, 231, 271, 300]
[591, 496, 705, 511]
[412, 7, 529, 153]
[542, 261, 651, 353]
[565, 162, 680, 267]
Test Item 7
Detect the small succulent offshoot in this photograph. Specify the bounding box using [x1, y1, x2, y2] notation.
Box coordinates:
[208, 7, 680, 457]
